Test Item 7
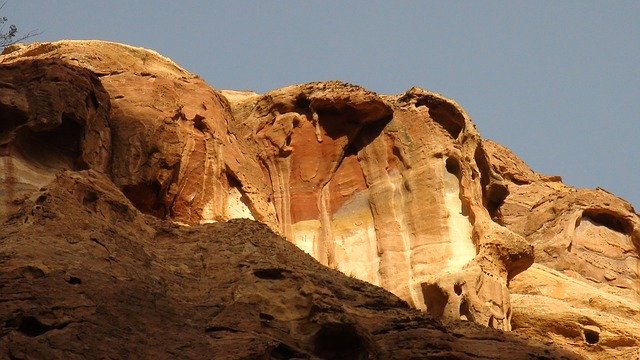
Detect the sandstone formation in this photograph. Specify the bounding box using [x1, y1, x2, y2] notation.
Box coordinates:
[1, 40, 638, 358]
[0, 169, 580, 359]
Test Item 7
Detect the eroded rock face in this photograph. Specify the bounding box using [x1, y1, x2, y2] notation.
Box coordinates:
[0, 58, 110, 219]
[483, 140, 640, 358]
[0, 170, 578, 359]
[220, 84, 534, 331]
[1, 40, 639, 358]
[1, 41, 532, 333]
[1, 41, 246, 223]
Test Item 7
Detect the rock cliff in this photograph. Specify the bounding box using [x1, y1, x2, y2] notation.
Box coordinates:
[0, 40, 638, 359]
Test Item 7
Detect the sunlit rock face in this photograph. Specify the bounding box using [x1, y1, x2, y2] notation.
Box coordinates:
[4, 41, 640, 356]
[219, 84, 532, 322]
[483, 140, 640, 358]
[0, 41, 535, 332]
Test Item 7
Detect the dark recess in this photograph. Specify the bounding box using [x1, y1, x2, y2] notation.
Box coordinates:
[582, 209, 632, 234]
[122, 181, 165, 218]
[313, 323, 369, 360]
[253, 268, 290, 280]
[415, 97, 465, 139]
[66, 276, 82, 285]
[474, 145, 508, 220]
[16, 115, 87, 170]
[583, 328, 600, 345]
[6, 315, 69, 337]
[421, 283, 448, 318]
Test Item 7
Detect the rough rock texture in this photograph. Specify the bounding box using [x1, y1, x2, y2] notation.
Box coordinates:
[1, 40, 639, 358]
[482, 140, 640, 358]
[0, 170, 578, 359]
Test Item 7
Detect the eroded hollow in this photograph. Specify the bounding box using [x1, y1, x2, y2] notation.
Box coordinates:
[459, 299, 473, 321]
[122, 181, 165, 218]
[581, 209, 632, 234]
[253, 268, 290, 280]
[15, 115, 86, 170]
[444, 157, 474, 269]
[313, 323, 369, 360]
[416, 97, 465, 139]
[474, 144, 508, 220]
[6, 315, 69, 337]
[583, 328, 600, 345]
[453, 283, 463, 296]
[0, 103, 28, 143]
[421, 283, 449, 318]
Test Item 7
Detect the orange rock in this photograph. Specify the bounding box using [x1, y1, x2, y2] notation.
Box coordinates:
[2, 40, 638, 358]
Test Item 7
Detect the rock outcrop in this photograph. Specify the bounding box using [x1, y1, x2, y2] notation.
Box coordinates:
[1, 40, 638, 358]
[0, 169, 579, 359]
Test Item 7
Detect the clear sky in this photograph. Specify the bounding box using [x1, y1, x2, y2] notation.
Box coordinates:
[6, 0, 639, 209]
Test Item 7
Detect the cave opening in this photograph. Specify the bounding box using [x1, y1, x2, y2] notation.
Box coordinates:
[313, 323, 369, 360]
[0, 103, 28, 144]
[122, 181, 165, 218]
[421, 283, 449, 318]
[15, 115, 86, 170]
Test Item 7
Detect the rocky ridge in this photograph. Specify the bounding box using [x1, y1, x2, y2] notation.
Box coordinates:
[0, 40, 638, 359]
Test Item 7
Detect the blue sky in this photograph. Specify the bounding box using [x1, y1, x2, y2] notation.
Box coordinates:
[7, 1, 639, 209]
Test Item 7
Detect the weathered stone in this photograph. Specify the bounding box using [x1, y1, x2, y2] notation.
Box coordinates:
[0, 58, 110, 219]
[0, 169, 577, 359]
[1, 40, 638, 358]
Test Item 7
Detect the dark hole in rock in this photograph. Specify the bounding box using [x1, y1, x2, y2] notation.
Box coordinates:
[271, 343, 307, 360]
[16, 115, 86, 170]
[18, 316, 50, 337]
[453, 283, 463, 296]
[253, 268, 289, 280]
[584, 328, 600, 345]
[122, 181, 165, 218]
[82, 191, 98, 208]
[421, 283, 449, 318]
[391, 145, 407, 169]
[294, 93, 311, 110]
[0, 103, 28, 143]
[259, 312, 274, 321]
[474, 144, 508, 221]
[415, 98, 465, 139]
[35, 194, 47, 205]
[14, 316, 67, 337]
[193, 115, 208, 133]
[204, 326, 238, 333]
[445, 157, 461, 177]
[459, 299, 473, 321]
[344, 115, 392, 156]
[66, 276, 82, 285]
[581, 209, 632, 234]
[486, 183, 508, 220]
[313, 323, 369, 360]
